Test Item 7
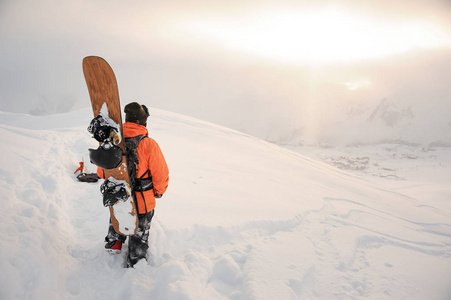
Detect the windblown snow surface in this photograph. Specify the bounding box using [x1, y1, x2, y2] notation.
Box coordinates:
[0, 108, 450, 300]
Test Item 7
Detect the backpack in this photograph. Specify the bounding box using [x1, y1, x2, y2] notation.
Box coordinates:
[77, 172, 100, 183]
[125, 135, 153, 211]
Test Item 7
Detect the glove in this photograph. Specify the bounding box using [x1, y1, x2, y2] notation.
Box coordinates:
[155, 193, 163, 199]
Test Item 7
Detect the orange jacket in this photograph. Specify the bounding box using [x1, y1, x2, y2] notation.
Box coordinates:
[97, 122, 169, 214]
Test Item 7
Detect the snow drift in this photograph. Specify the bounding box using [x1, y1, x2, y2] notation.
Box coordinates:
[0, 108, 450, 299]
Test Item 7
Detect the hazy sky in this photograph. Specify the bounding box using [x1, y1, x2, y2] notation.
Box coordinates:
[1, 0, 451, 142]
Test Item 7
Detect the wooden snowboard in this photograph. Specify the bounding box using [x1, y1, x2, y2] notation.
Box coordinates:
[82, 56, 138, 236]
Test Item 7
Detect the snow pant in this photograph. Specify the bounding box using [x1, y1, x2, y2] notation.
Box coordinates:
[105, 209, 154, 266]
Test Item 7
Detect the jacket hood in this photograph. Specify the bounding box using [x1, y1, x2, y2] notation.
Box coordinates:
[123, 122, 149, 138]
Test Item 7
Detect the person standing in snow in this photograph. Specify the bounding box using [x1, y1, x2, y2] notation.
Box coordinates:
[97, 102, 169, 267]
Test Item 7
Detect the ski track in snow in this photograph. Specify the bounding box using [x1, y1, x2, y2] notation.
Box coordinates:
[1, 108, 451, 300]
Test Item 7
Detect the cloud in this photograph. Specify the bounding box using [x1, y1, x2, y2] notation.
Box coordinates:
[0, 0, 450, 148]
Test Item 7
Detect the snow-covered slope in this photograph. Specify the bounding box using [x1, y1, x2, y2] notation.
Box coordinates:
[0, 108, 450, 299]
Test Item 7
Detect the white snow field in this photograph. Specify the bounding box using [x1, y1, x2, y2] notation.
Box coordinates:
[0, 108, 450, 300]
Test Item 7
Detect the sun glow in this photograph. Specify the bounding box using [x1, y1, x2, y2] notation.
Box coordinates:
[185, 8, 451, 64]
[344, 80, 372, 91]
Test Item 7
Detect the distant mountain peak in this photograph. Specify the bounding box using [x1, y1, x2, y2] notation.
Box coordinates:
[367, 98, 414, 128]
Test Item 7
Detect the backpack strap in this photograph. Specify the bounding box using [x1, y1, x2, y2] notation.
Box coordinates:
[125, 135, 153, 213]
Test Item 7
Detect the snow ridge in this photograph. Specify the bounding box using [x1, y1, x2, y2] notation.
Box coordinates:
[0, 108, 450, 299]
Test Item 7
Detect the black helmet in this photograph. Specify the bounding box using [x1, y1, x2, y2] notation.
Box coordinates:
[89, 143, 123, 169]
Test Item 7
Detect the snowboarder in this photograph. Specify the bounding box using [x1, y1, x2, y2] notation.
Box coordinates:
[97, 102, 169, 267]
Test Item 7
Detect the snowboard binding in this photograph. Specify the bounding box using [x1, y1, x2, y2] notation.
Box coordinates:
[100, 179, 130, 207]
[88, 115, 123, 169]
[88, 115, 120, 144]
